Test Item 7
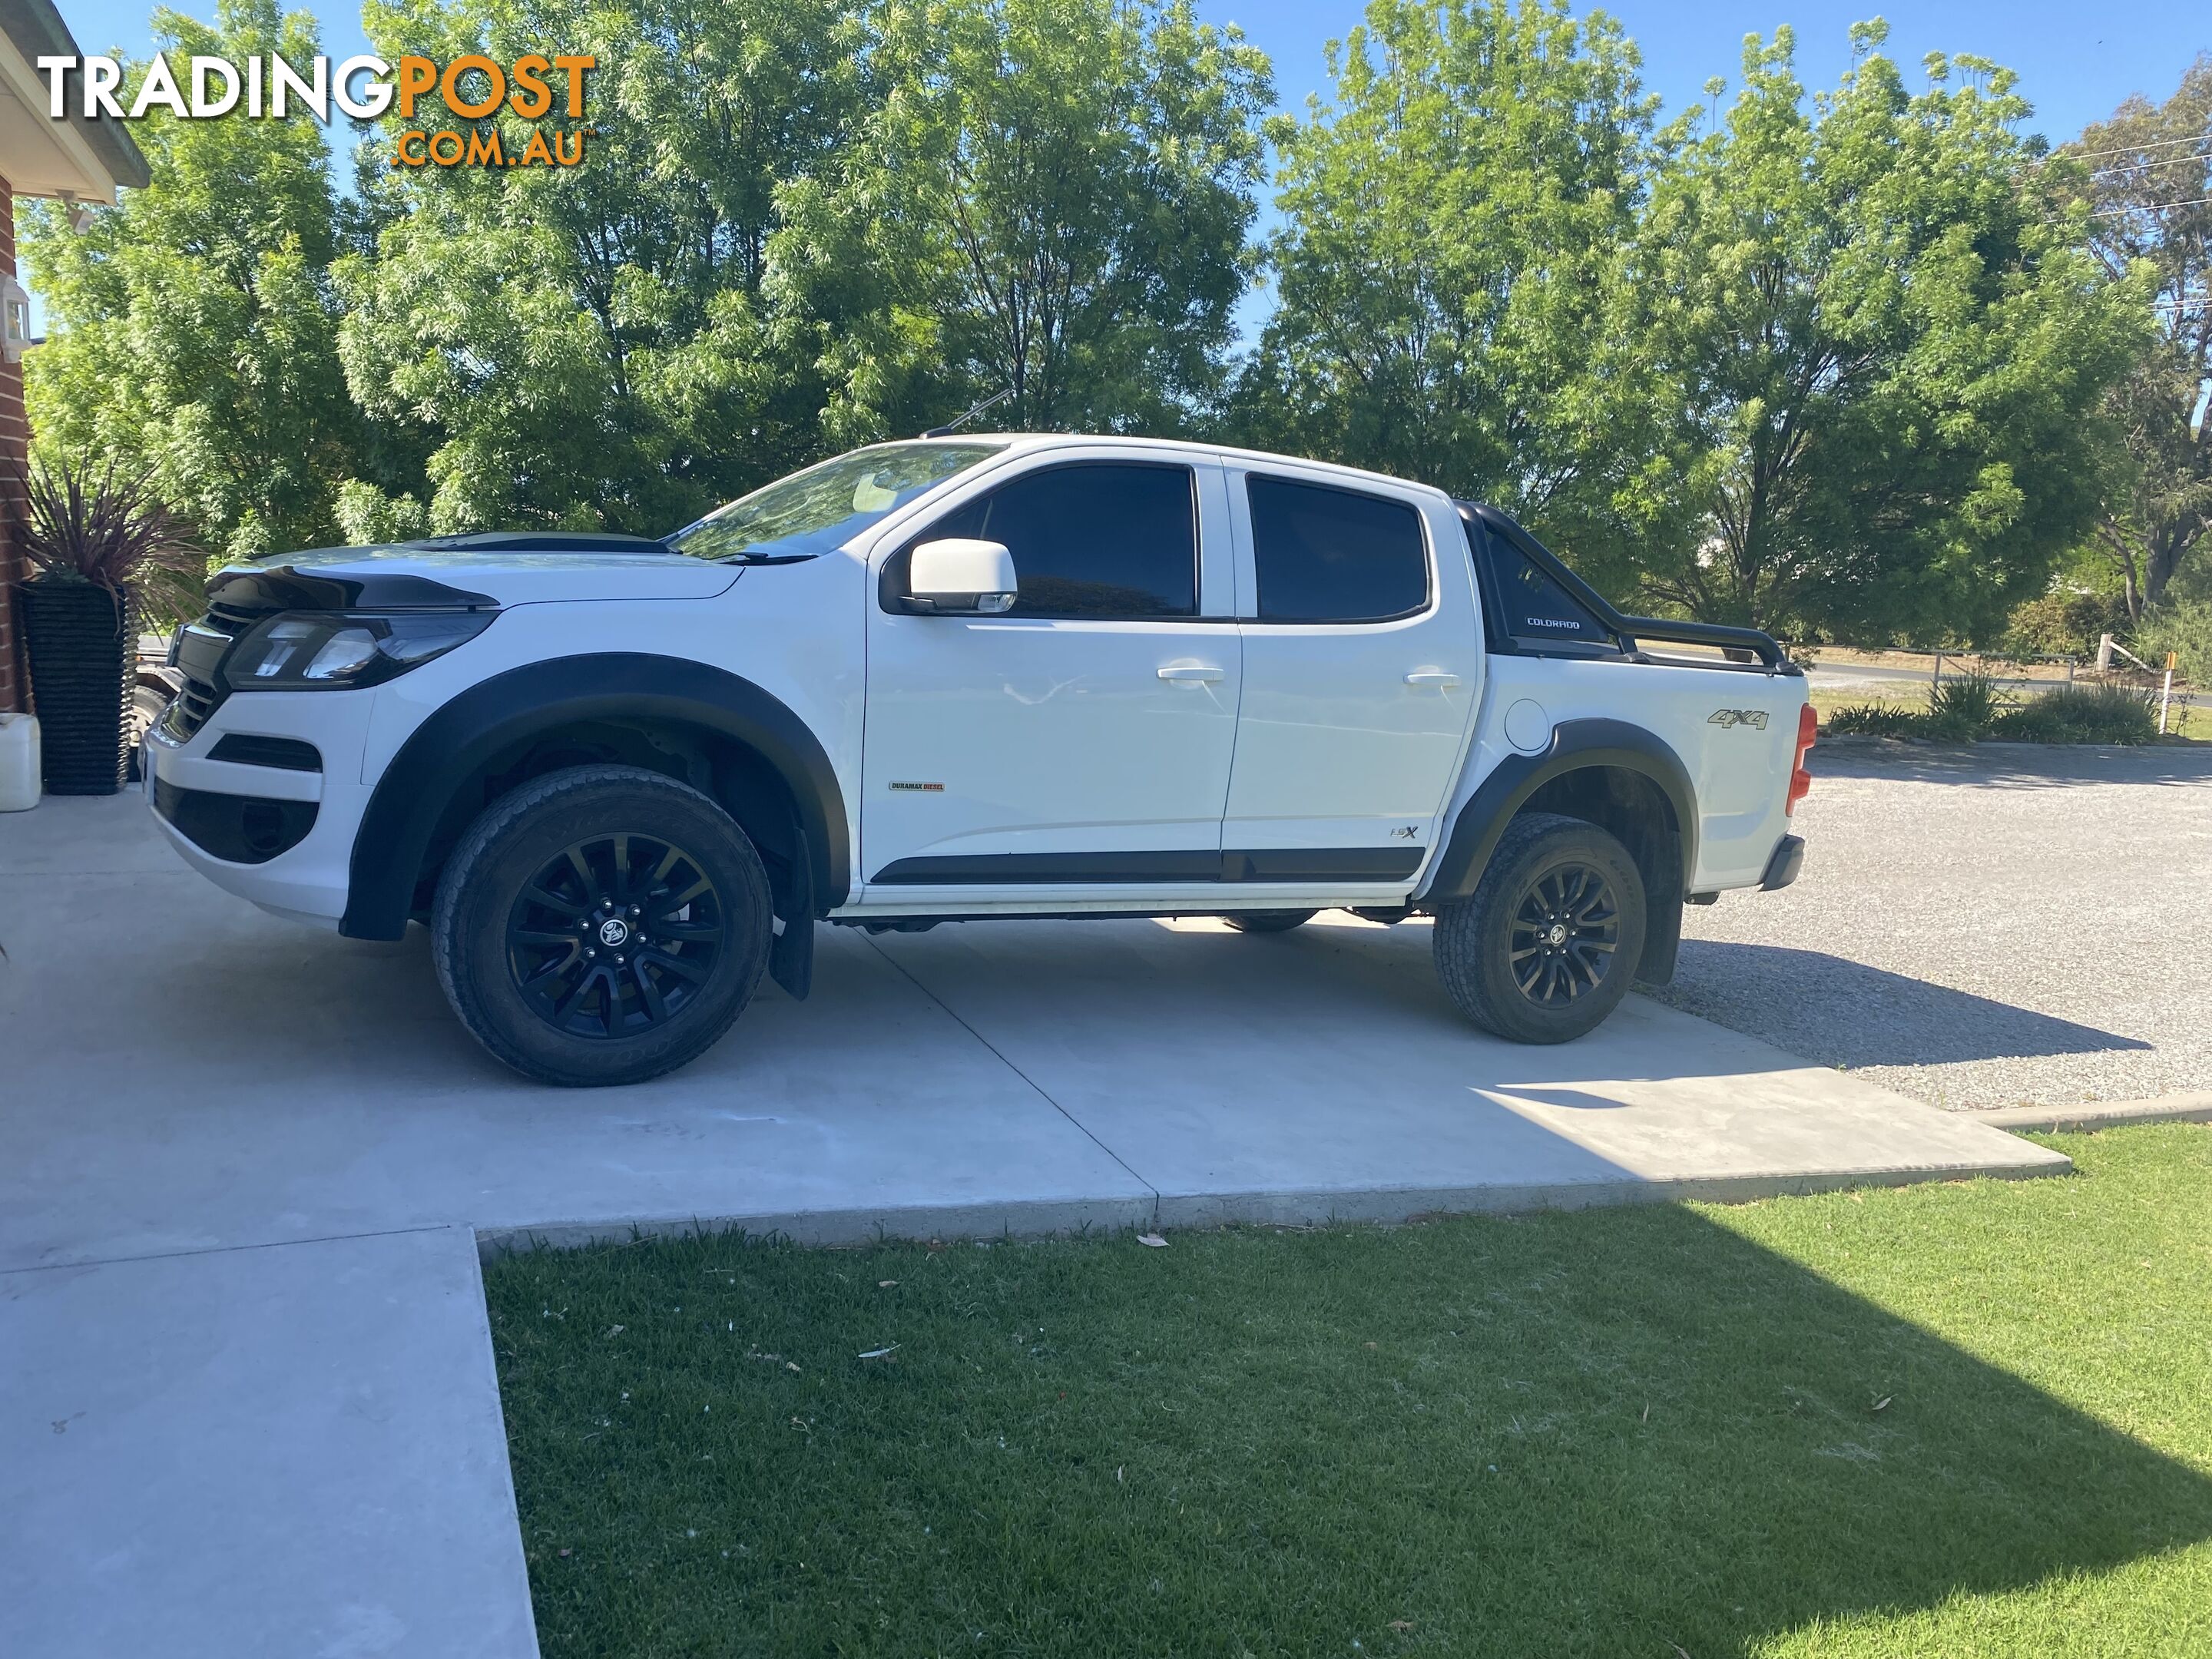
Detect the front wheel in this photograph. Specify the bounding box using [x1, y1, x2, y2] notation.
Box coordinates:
[1432, 813, 1645, 1044]
[432, 765, 772, 1086]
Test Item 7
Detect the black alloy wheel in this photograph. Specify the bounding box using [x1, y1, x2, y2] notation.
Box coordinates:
[1506, 863, 1620, 1007]
[432, 764, 771, 1086]
[1432, 811, 1646, 1045]
[508, 833, 727, 1038]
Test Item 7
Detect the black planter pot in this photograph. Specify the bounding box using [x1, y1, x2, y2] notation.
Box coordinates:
[18, 578, 137, 795]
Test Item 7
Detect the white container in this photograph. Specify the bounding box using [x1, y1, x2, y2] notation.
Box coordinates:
[0, 711, 41, 811]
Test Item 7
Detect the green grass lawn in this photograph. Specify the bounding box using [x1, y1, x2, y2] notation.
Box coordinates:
[487, 1127, 2212, 1657]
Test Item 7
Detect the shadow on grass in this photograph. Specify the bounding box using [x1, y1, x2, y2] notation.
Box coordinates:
[1660, 942, 2150, 1068]
[486, 1197, 2212, 1658]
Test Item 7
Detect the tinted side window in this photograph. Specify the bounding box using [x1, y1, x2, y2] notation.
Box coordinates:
[1487, 536, 1611, 648]
[1247, 477, 1429, 623]
[922, 463, 1197, 619]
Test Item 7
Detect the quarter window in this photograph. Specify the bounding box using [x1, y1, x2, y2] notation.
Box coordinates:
[1246, 477, 1429, 623]
[1482, 531, 1614, 650]
[916, 462, 1198, 619]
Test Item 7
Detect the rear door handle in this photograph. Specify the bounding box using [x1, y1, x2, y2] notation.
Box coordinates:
[1404, 671, 1462, 687]
[1158, 664, 1225, 682]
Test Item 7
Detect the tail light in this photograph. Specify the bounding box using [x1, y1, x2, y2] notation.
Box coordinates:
[1786, 702, 1816, 813]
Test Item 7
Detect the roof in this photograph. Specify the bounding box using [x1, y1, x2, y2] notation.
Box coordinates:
[902, 432, 1455, 502]
[0, 0, 151, 200]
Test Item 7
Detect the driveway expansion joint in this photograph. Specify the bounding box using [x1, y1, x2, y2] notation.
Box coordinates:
[0, 1223, 462, 1278]
[860, 932, 1164, 1218]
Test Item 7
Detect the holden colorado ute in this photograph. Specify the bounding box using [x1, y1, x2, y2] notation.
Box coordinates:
[144, 435, 1815, 1086]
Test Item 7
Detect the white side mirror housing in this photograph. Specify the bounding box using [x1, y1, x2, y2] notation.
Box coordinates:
[906, 538, 1017, 614]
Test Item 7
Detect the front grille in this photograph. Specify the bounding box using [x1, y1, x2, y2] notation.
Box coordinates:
[159, 603, 263, 743]
[160, 676, 220, 742]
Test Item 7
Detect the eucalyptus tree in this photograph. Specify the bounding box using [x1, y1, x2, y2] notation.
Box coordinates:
[2068, 55, 2212, 622]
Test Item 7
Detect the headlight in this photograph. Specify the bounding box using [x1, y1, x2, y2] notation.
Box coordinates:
[225, 611, 496, 691]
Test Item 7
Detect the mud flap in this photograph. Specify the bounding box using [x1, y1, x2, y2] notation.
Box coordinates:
[1634, 823, 1684, 988]
[767, 837, 816, 1001]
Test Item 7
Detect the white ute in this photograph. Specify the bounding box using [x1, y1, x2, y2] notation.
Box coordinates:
[145, 436, 1816, 1085]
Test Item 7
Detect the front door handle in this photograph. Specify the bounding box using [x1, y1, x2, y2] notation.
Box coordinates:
[1158, 664, 1225, 683]
[1404, 671, 1462, 687]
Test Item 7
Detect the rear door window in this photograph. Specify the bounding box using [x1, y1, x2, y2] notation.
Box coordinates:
[918, 462, 1198, 619]
[1245, 476, 1429, 623]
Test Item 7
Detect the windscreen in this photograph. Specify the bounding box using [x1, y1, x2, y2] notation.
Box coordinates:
[666, 442, 1005, 562]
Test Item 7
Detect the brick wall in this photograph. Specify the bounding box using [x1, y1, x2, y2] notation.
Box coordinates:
[0, 174, 26, 714]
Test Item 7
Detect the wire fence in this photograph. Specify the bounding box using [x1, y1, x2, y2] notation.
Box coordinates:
[1788, 637, 2200, 737]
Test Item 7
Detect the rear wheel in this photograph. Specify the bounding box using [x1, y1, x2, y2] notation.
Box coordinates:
[432, 765, 772, 1086]
[1432, 813, 1644, 1043]
[1223, 910, 1317, 934]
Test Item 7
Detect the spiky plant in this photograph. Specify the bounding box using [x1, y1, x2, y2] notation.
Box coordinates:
[15, 458, 204, 624]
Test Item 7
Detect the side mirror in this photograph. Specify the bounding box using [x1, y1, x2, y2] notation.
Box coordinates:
[905, 538, 1018, 614]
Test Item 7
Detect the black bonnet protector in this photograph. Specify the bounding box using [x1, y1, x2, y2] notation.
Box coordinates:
[207, 563, 499, 615]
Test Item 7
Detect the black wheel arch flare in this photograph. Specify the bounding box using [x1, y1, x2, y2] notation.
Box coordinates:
[340, 654, 849, 942]
[1421, 718, 1698, 980]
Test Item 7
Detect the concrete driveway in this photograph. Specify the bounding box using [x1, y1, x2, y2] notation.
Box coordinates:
[1, 792, 2065, 1658]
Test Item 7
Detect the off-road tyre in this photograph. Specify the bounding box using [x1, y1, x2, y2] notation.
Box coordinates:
[1432, 812, 1645, 1044]
[1223, 910, 1318, 934]
[432, 764, 772, 1086]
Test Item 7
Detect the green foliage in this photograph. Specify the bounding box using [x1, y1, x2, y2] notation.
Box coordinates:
[335, 0, 866, 535]
[334, 0, 1266, 531]
[14, 0, 2180, 654]
[1826, 676, 2157, 743]
[1588, 26, 2149, 636]
[20, 0, 366, 561]
[15, 457, 204, 623]
[2071, 55, 2212, 621]
[778, 0, 1272, 441]
[1988, 683, 2158, 743]
[2002, 590, 2130, 659]
[1925, 668, 2005, 739]
[1233, 0, 1651, 545]
[1823, 701, 1924, 737]
[2133, 599, 2212, 684]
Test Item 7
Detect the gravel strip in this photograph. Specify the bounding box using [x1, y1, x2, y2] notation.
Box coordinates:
[1647, 738, 2212, 1111]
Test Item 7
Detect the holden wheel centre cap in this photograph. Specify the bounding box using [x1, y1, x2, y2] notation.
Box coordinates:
[598, 917, 631, 949]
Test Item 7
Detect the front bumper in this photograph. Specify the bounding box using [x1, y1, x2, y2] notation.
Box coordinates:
[144, 687, 376, 929]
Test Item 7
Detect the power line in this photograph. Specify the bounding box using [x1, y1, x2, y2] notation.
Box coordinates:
[2092, 149, 2210, 180]
[2068, 129, 2212, 163]
[2087, 194, 2212, 216]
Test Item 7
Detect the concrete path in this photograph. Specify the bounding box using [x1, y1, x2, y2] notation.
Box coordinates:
[0, 793, 2069, 1657]
[2, 1227, 535, 1659]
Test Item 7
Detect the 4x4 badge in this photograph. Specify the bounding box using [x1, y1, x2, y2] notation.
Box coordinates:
[1707, 708, 1770, 730]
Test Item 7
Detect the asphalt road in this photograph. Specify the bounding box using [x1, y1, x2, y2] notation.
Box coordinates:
[1649, 739, 2212, 1111]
